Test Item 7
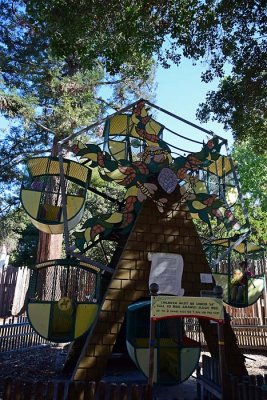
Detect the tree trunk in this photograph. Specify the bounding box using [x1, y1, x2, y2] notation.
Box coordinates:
[36, 135, 64, 263]
[36, 231, 62, 263]
[200, 310, 247, 376]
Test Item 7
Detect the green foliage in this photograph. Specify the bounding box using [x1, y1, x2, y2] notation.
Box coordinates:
[11, 224, 39, 267]
[0, 208, 29, 253]
[197, 75, 266, 152]
[0, 0, 155, 217]
[233, 140, 267, 212]
[26, 0, 266, 147]
[0, 206, 39, 268]
[233, 140, 267, 245]
[26, 0, 160, 77]
[247, 207, 267, 245]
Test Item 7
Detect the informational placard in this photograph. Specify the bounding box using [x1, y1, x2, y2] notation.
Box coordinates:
[151, 296, 224, 323]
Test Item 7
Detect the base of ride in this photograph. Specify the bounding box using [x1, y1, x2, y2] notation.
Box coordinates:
[126, 301, 200, 385]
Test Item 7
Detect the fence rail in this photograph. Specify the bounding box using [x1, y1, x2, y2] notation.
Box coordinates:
[0, 315, 50, 352]
[232, 325, 267, 350]
[186, 324, 267, 351]
[2, 379, 149, 400]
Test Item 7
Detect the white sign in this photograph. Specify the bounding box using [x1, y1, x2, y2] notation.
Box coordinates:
[148, 252, 184, 296]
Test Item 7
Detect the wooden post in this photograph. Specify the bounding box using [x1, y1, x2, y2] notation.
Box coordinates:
[109, 383, 118, 400]
[3, 377, 13, 400]
[217, 322, 227, 399]
[119, 383, 128, 400]
[147, 283, 159, 400]
[56, 382, 66, 400]
[97, 381, 107, 400]
[214, 285, 227, 400]
[131, 384, 140, 400]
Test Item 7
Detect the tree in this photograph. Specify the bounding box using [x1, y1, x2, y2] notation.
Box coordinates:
[232, 139, 267, 244]
[11, 224, 39, 267]
[25, 0, 267, 149]
[0, 0, 155, 261]
[0, 209, 29, 254]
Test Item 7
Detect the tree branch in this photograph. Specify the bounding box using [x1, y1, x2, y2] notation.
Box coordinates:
[96, 79, 124, 85]
[34, 120, 57, 134]
[94, 97, 121, 111]
[0, 148, 52, 172]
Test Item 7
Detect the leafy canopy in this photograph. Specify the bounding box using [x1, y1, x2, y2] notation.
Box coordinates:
[233, 140, 267, 213]
[26, 0, 267, 148]
[0, 0, 155, 215]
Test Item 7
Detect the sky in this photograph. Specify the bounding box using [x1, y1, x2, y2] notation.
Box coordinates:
[152, 57, 233, 154]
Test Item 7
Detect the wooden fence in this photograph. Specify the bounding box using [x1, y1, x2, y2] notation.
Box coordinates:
[197, 355, 267, 400]
[185, 323, 267, 351]
[196, 325, 267, 351]
[3, 374, 267, 400]
[230, 375, 267, 400]
[197, 355, 222, 399]
[232, 325, 267, 350]
[0, 266, 18, 317]
[2, 379, 149, 400]
[0, 315, 50, 352]
[225, 294, 267, 326]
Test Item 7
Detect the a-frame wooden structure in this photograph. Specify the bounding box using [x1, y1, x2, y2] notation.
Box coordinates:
[72, 192, 247, 381]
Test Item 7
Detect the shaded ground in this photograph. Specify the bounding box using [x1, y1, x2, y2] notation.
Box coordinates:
[0, 345, 70, 395]
[0, 346, 266, 400]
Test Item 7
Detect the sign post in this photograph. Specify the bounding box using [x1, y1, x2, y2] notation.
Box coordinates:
[214, 285, 226, 400]
[147, 283, 159, 400]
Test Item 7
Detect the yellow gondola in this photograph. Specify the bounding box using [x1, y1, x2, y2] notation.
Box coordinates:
[27, 259, 100, 342]
[20, 156, 91, 234]
[103, 111, 164, 161]
[205, 155, 235, 177]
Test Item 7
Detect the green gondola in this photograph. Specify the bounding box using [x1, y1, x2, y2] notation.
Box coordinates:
[27, 259, 101, 342]
[126, 301, 200, 385]
[206, 237, 266, 308]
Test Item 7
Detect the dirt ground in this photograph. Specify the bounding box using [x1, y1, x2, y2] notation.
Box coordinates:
[0, 345, 69, 384]
[0, 346, 266, 399]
